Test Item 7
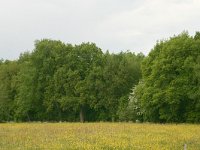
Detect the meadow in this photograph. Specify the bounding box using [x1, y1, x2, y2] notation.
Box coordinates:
[0, 123, 199, 150]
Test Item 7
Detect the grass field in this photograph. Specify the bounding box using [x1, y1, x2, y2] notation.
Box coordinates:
[0, 123, 199, 150]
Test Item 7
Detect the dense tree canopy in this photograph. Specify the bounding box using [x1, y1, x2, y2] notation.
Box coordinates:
[131, 32, 200, 123]
[0, 40, 143, 122]
[1, 32, 199, 123]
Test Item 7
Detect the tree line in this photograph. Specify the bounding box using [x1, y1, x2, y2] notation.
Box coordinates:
[0, 31, 199, 123]
[0, 40, 144, 122]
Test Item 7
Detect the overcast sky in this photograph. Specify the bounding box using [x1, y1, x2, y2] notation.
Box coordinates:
[1, 0, 200, 60]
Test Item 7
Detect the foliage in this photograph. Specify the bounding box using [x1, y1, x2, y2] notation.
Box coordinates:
[1, 31, 199, 123]
[132, 32, 200, 123]
[0, 40, 143, 122]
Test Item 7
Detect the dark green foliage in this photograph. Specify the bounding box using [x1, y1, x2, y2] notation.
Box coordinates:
[0, 61, 19, 121]
[0, 39, 143, 122]
[1, 31, 199, 123]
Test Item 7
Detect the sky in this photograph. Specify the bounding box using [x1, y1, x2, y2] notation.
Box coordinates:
[1, 0, 200, 60]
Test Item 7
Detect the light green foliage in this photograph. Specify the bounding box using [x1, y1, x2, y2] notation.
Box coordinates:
[133, 32, 200, 123]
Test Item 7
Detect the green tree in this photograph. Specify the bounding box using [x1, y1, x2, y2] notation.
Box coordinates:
[134, 32, 200, 123]
[0, 39, 144, 122]
[0, 61, 19, 121]
[102, 52, 144, 121]
[14, 53, 36, 121]
[59, 43, 103, 122]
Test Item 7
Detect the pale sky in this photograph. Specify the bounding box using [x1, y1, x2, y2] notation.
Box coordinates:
[1, 0, 200, 60]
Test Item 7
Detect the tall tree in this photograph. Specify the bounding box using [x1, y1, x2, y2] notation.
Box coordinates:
[0, 61, 19, 121]
[58, 43, 103, 122]
[133, 32, 200, 123]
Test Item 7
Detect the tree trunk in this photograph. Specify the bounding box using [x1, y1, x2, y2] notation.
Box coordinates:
[80, 107, 84, 123]
[27, 113, 30, 122]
